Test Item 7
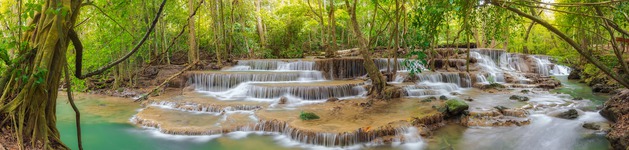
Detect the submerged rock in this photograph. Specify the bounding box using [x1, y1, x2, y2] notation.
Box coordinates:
[509, 95, 530, 102]
[582, 122, 611, 132]
[278, 96, 288, 104]
[464, 97, 474, 101]
[326, 97, 339, 102]
[572, 97, 584, 100]
[445, 99, 469, 116]
[494, 106, 509, 111]
[481, 83, 506, 89]
[450, 92, 461, 95]
[557, 109, 579, 119]
[520, 89, 530, 94]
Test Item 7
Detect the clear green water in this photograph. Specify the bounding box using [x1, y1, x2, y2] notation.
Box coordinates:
[552, 76, 610, 105]
[57, 76, 611, 150]
[56, 96, 300, 150]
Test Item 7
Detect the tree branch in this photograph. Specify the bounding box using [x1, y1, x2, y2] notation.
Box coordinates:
[596, 6, 629, 74]
[490, 1, 629, 88]
[82, 3, 137, 39]
[75, 0, 167, 79]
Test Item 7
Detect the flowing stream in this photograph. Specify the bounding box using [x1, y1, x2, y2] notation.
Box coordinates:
[56, 49, 611, 150]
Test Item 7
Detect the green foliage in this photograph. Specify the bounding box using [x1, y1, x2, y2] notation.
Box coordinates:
[299, 111, 320, 120]
[487, 75, 496, 84]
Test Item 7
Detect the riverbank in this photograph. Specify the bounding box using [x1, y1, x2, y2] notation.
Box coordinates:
[601, 89, 629, 150]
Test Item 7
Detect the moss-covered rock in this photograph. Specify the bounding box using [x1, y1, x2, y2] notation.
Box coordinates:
[509, 95, 530, 102]
[300, 111, 320, 120]
[445, 99, 469, 116]
[382, 86, 405, 100]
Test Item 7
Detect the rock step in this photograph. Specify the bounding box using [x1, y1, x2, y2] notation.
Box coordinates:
[246, 81, 367, 100]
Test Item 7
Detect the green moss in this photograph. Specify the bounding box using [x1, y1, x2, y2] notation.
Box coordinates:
[445, 99, 469, 115]
[299, 111, 320, 120]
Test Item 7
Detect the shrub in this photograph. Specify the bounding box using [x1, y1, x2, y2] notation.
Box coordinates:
[299, 111, 320, 120]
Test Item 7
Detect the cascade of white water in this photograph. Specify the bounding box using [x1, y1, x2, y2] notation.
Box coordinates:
[392, 126, 425, 149]
[191, 71, 325, 91]
[530, 56, 552, 76]
[499, 53, 531, 73]
[415, 72, 472, 87]
[246, 84, 365, 100]
[551, 65, 572, 75]
[227, 60, 316, 71]
[470, 51, 506, 83]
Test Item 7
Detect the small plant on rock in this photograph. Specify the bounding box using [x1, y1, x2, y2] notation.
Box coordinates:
[300, 111, 320, 120]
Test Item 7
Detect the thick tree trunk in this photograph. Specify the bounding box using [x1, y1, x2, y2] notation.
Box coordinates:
[0, 0, 82, 149]
[255, 0, 265, 58]
[326, 0, 337, 58]
[345, 0, 386, 97]
[188, 0, 199, 64]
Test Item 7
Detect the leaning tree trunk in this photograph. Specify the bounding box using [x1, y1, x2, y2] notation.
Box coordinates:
[0, 0, 82, 149]
[325, 0, 337, 58]
[345, 0, 386, 97]
[188, 0, 199, 64]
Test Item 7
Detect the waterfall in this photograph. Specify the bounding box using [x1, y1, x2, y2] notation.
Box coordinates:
[415, 72, 472, 87]
[190, 71, 325, 91]
[470, 51, 506, 83]
[246, 83, 365, 100]
[228, 60, 316, 71]
[551, 65, 572, 75]
[529, 56, 552, 76]
[392, 126, 425, 149]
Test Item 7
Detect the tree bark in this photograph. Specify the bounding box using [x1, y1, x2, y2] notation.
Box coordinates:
[255, 0, 265, 58]
[326, 0, 337, 58]
[345, 0, 386, 97]
[188, 0, 199, 64]
[0, 0, 83, 149]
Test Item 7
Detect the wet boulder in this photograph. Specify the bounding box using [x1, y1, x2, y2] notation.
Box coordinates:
[582, 122, 611, 132]
[422, 97, 437, 103]
[382, 86, 404, 99]
[445, 99, 469, 116]
[572, 97, 584, 100]
[592, 84, 617, 93]
[557, 109, 579, 119]
[494, 106, 509, 111]
[481, 83, 506, 89]
[439, 95, 448, 100]
[600, 89, 629, 122]
[567, 70, 581, 79]
[278, 96, 288, 104]
[520, 89, 530, 94]
[327, 97, 339, 103]
[509, 95, 530, 102]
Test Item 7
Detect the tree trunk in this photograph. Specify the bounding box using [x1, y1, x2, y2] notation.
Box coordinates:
[326, 0, 337, 58]
[255, 0, 264, 58]
[188, 0, 199, 64]
[345, 0, 386, 97]
[0, 0, 82, 149]
[392, 0, 401, 75]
